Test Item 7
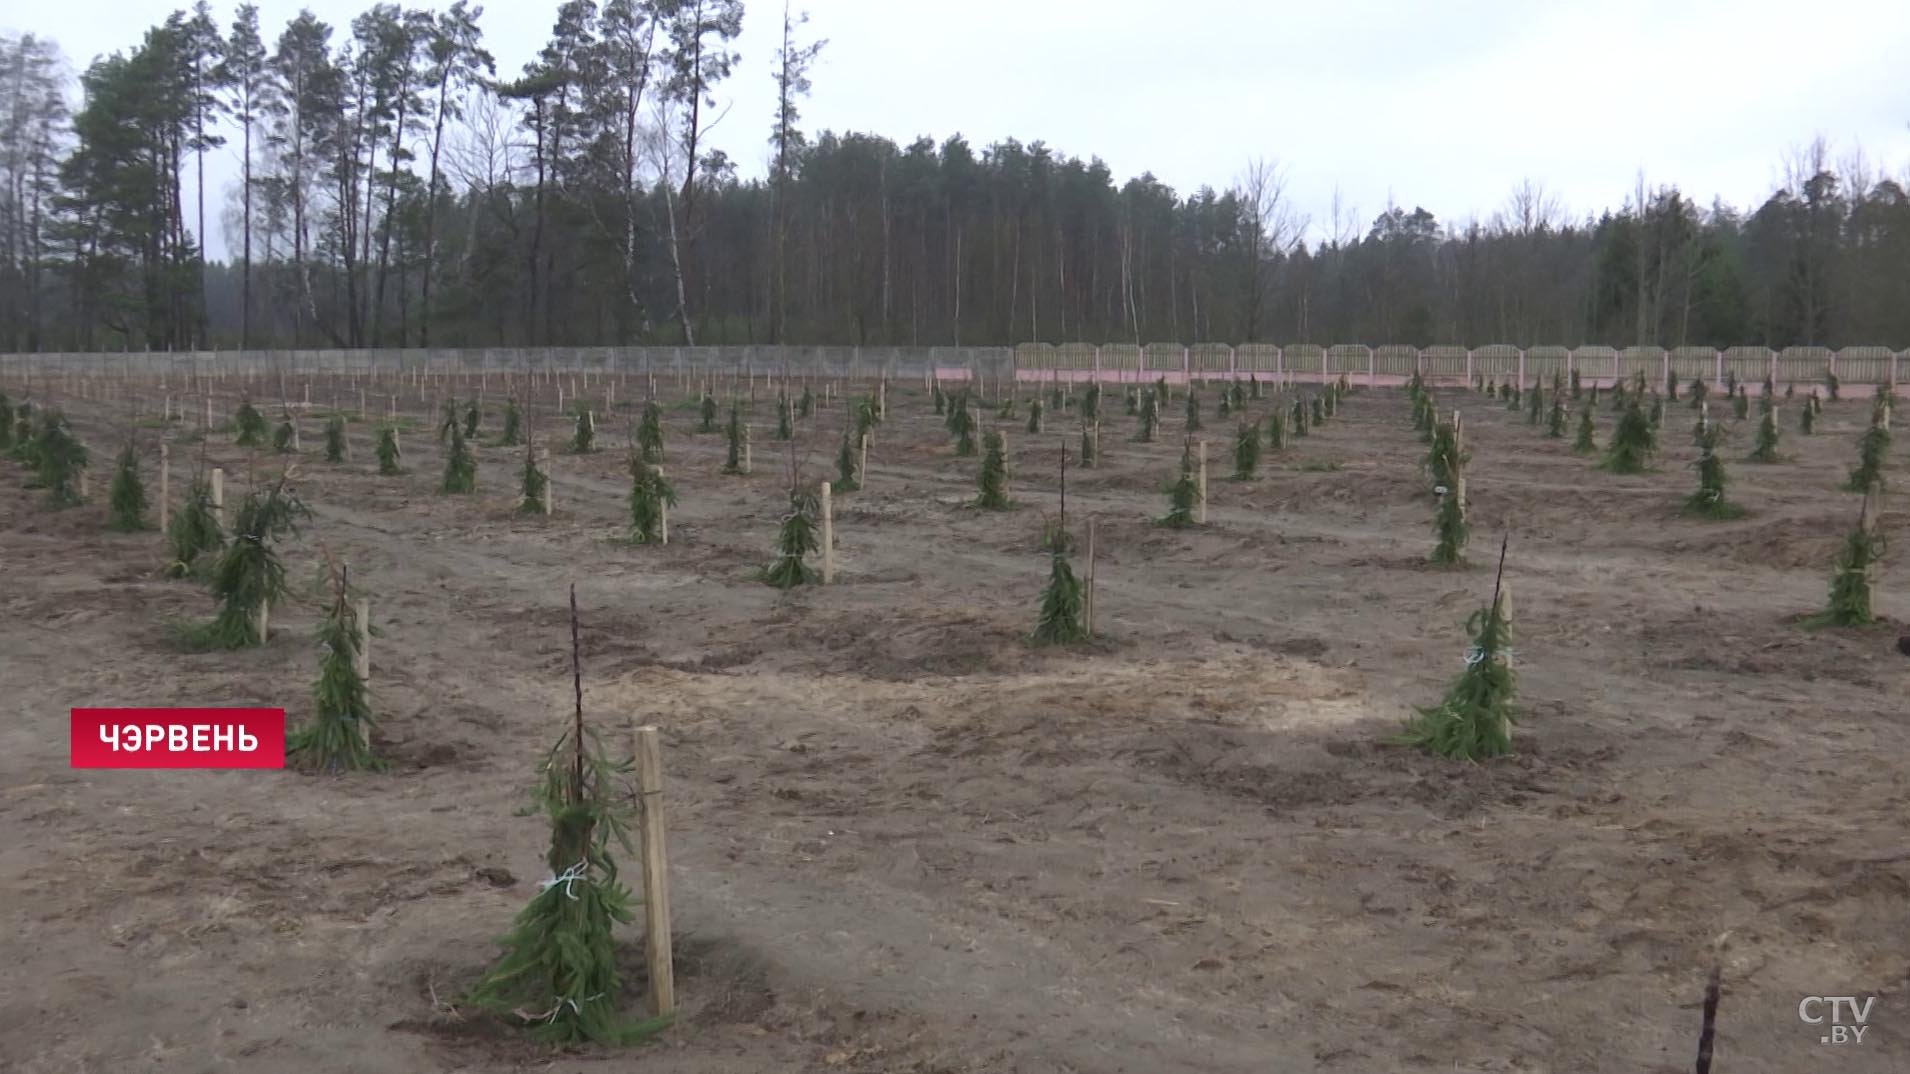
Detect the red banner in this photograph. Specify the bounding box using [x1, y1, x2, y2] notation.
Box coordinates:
[70, 707, 286, 769]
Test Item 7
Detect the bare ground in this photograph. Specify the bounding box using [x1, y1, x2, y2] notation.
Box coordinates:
[2, 376, 1906, 1073]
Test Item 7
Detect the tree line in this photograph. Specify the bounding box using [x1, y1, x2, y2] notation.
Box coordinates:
[3, 6, 1909, 356]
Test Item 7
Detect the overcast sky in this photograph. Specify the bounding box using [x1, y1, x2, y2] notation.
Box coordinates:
[13, 0, 1910, 258]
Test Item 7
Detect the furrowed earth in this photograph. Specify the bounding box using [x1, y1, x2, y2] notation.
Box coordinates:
[1, 378, 1905, 1073]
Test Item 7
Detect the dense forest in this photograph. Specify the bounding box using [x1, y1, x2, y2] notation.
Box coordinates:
[3, 5, 1909, 355]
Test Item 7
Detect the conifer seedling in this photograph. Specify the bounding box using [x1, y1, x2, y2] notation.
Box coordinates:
[1546, 397, 1566, 438]
[1311, 396, 1326, 426]
[324, 415, 348, 462]
[1027, 398, 1044, 434]
[501, 399, 523, 446]
[1267, 407, 1287, 450]
[465, 399, 481, 439]
[1294, 397, 1311, 438]
[932, 383, 946, 415]
[1032, 453, 1089, 646]
[1845, 420, 1890, 493]
[186, 477, 307, 649]
[1570, 368, 1582, 400]
[699, 392, 718, 432]
[1134, 390, 1158, 443]
[834, 427, 862, 492]
[1683, 422, 1743, 520]
[627, 457, 675, 544]
[1801, 401, 1817, 434]
[1160, 441, 1200, 528]
[273, 410, 297, 453]
[106, 441, 149, 531]
[1666, 367, 1679, 401]
[1124, 388, 1138, 416]
[1083, 383, 1102, 421]
[975, 429, 1012, 509]
[1232, 421, 1261, 480]
[437, 397, 460, 443]
[1688, 378, 1707, 407]
[1599, 398, 1656, 473]
[1748, 406, 1782, 462]
[518, 444, 549, 515]
[376, 427, 403, 475]
[1808, 489, 1883, 627]
[1398, 538, 1517, 760]
[1079, 421, 1098, 467]
[288, 562, 379, 772]
[798, 384, 814, 418]
[722, 402, 746, 474]
[1527, 381, 1544, 425]
[1573, 403, 1597, 454]
[1184, 390, 1201, 432]
[948, 398, 979, 455]
[775, 395, 793, 440]
[763, 487, 822, 588]
[467, 587, 666, 1045]
[165, 471, 225, 578]
[32, 410, 87, 507]
[1824, 367, 1840, 401]
[441, 422, 478, 493]
[636, 402, 664, 463]
[569, 408, 598, 454]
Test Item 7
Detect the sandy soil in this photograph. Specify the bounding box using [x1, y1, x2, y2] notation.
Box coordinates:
[1, 373, 1906, 1074]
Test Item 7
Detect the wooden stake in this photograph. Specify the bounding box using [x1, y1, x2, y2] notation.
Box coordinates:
[211, 467, 225, 528]
[354, 598, 370, 686]
[254, 597, 270, 644]
[819, 480, 834, 583]
[632, 724, 676, 1017]
[540, 449, 554, 516]
[1085, 517, 1097, 635]
[158, 443, 170, 531]
[1196, 440, 1208, 524]
[743, 426, 752, 474]
[859, 434, 869, 488]
[1861, 481, 1883, 536]
[657, 467, 669, 544]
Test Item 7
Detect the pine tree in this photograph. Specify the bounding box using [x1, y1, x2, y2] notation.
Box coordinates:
[1748, 405, 1782, 462]
[722, 402, 746, 474]
[233, 400, 267, 446]
[324, 416, 347, 462]
[1217, 393, 1232, 419]
[437, 397, 460, 443]
[188, 479, 307, 649]
[273, 410, 297, 453]
[1134, 389, 1158, 443]
[1027, 398, 1044, 434]
[1725, 370, 1739, 398]
[1824, 367, 1840, 401]
[763, 488, 821, 588]
[834, 427, 862, 492]
[1184, 390, 1202, 432]
[1407, 369, 1426, 402]
[975, 429, 1012, 509]
[288, 564, 379, 772]
[1845, 420, 1890, 493]
[1688, 378, 1708, 408]
[1323, 386, 1338, 418]
[1599, 398, 1656, 473]
[1160, 441, 1200, 528]
[798, 384, 814, 418]
[1083, 383, 1103, 421]
[1666, 366, 1679, 401]
[949, 398, 979, 455]
[1526, 382, 1544, 425]
[1232, 421, 1261, 479]
[1569, 368, 1582, 400]
[468, 588, 666, 1045]
[852, 396, 879, 444]
[1079, 421, 1098, 467]
[931, 383, 946, 415]
[1032, 551, 1088, 645]
[775, 394, 793, 440]
[636, 402, 664, 463]
[996, 396, 1017, 420]
[0, 391, 11, 449]
[1311, 395, 1326, 426]
[32, 411, 87, 507]
[1809, 496, 1882, 627]
[501, 400, 523, 446]
[1573, 403, 1597, 454]
[1610, 377, 1628, 412]
[1050, 385, 1065, 412]
[569, 408, 598, 454]
[441, 422, 477, 493]
[1546, 397, 1566, 438]
[1267, 407, 1288, 450]
[627, 458, 675, 544]
[519, 444, 549, 515]
[165, 473, 225, 578]
[1649, 394, 1665, 431]
[1399, 570, 1517, 760]
[699, 392, 719, 432]
[106, 442, 149, 531]
[1425, 419, 1467, 493]
[1294, 397, 1311, 438]
[1802, 400, 1817, 434]
[376, 427, 403, 475]
[1430, 474, 1468, 565]
[1249, 375, 1263, 400]
[1731, 387, 1749, 421]
[1124, 388, 1139, 416]
[464, 399, 481, 438]
[1683, 422, 1742, 520]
